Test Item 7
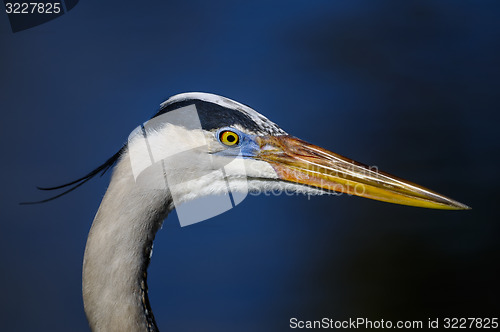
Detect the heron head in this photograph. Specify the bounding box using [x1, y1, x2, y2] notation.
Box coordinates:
[137, 92, 469, 211]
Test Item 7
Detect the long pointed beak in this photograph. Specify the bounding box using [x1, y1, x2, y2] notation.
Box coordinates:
[255, 135, 470, 210]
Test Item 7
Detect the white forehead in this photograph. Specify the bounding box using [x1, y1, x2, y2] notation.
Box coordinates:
[161, 92, 254, 113]
[160, 92, 287, 135]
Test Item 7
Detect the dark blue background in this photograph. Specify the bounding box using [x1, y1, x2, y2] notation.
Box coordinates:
[1, 1, 499, 331]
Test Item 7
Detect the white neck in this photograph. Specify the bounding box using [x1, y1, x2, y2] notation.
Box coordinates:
[82, 148, 171, 332]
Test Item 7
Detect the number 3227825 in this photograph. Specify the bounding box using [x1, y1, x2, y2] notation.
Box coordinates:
[5, 2, 62, 14]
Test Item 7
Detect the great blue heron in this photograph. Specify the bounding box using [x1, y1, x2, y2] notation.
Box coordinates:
[29, 92, 469, 331]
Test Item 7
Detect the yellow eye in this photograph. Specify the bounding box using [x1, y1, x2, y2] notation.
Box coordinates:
[219, 130, 240, 146]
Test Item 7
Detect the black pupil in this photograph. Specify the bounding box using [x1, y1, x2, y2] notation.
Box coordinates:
[227, 134, 236, 143]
